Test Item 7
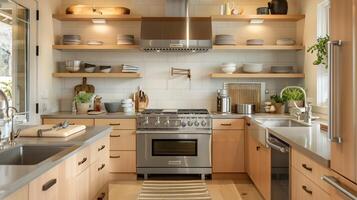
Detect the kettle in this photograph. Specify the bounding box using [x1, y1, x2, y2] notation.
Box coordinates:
[268, 0, 288, 14]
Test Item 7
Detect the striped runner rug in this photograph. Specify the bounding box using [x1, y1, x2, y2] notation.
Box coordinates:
[137, 180, 212, 200]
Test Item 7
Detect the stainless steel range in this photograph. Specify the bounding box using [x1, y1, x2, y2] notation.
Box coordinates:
[136, 109, 212, 179]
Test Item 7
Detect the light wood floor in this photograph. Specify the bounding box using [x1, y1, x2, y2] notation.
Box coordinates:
[109, 178, 263, 200]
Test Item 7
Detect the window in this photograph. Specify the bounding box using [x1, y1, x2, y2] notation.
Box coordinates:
[316, 0, 330, 107]
[0, 0, 32, 121]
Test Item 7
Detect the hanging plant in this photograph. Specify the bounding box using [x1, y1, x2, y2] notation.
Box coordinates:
[307, 35, 329, 69]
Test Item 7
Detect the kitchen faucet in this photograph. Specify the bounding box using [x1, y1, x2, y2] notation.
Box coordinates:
[0, 89, 20, 145]
[280, 86, 312, 125]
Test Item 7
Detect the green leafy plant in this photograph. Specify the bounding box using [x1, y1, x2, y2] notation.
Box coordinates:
[282, 88, 305, 101]
[307, 35, 329, 69]
[74, 93, 93, 104]
[270, 94, 285, 104]
[0, 81, 12, 99]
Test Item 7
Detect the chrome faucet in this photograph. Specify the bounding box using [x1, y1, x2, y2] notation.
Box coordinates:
[280, 86, 313, 124]
[0, 89, 20, 145]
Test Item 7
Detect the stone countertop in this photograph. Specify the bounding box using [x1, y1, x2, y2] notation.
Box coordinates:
[41, 111, 137, 119]
[0, 126, 111, 199]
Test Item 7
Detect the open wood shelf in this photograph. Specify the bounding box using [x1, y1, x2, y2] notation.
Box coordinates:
[210, 73, 305, 79]
[53, 14, 142, 21]
[212, 14, 305, 22]
[213, 45, 304, 51]
[53, 73, 142, 78]
[53, 44, 139, 51]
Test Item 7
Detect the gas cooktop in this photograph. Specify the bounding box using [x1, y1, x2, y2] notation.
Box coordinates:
[141, 109, 209, 115]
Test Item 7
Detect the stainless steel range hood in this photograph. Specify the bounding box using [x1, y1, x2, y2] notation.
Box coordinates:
[140, 0, 212, 52]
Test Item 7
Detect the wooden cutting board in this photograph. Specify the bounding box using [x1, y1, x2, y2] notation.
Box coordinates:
[74, 77, 95, 95]
[19, 125, 86, 138]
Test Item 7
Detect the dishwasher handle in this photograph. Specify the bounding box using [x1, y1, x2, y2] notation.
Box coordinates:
[266, 135, 289, 153]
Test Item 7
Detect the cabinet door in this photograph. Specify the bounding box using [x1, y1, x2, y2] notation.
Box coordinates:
[110, 151, 136, 173]
[258, 146, 271, 200]
[247, 133, 259, 183]
[76, 168, 90, 200]
[90, 159, 109, 199]
[110, 130, 136, 151]
[212, 130, 245, 173]
[330, 0, 357, 183]
[29, 166, 60, 200]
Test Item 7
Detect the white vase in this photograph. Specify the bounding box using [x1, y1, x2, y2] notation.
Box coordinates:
[77, 103, 90, 114]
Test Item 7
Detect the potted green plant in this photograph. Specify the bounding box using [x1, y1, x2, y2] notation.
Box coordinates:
[307, 35, 329, 69]
[270, 94, 286, 114]
[281, 88, 305, 109]
[74, 92, 93, 114]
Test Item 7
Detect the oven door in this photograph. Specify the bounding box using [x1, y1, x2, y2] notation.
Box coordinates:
[137, 131, 211, 168]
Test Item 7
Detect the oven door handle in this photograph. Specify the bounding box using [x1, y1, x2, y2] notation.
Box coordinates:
[136, 130, 212, 134]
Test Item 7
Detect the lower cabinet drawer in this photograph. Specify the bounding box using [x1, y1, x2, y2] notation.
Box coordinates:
[212, 119, 245, 130]
[90, 159, 109, 199]
[90, 136, 110, 164]
[109, 151, 136, 173]
[29, 165, 60, 200]
[75, 147, 91, 176]
[110, 130, 136, 151]
[292, 167, 331, 200]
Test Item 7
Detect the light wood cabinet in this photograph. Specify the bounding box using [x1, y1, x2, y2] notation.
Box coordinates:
[291, 167, 331, 200]
[212, 130, 245, 172]
[29, 165, 60, 200]
[110, 130, 136, 151]
[212, 119, 245, 130]
[90, 135, 110, 164]
[76, 167, 90, 200]
[246, 131, 271, 200]
[42, 118, 94, 126]
[95, 119, 136, 130]
[4, 185, 29, 200]
[110, 151, 136, 173]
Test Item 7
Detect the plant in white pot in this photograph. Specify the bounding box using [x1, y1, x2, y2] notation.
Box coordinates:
[74, 92, 93, 114]
[281, 88, 305, 112]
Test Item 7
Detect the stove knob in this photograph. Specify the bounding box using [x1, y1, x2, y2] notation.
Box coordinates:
[164, 119, 170, 126]
[142, 117, 149, 125]
[194, 121, 200, 127]
[201, 120, 207, 127]
[154, 117, 160, 126]
[187, 120, 193, 127]
[175, 120, 181, 127]
[181, 121, 187, 127]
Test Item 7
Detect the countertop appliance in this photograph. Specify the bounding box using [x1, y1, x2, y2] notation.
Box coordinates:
[136, 109, 212, 180]
[266, 133, 290, 200]
[140, 0, 212, 52]
[217, 89, 231, 113]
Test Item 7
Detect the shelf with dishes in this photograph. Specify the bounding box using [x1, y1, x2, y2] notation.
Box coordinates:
[211, 14, 305, 22]
[52, 72, 142, 78]
[53, 44, 139, 51]
[210, 73, 305, 79]
[53, 14, 142, 21]
[213, 45, 304, 51]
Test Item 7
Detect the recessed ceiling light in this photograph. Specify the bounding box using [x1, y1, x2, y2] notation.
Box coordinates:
[250, 19, 264, 24]
[92, 18, 106, 24]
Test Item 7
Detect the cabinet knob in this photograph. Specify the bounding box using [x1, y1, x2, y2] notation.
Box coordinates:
[78, 157, 87, 166]
[110, 135, 121, 138]
[42, 179, 57, 191]
[98, 145, 105, 152]
[109, 123, 121, 126]
[220, 123, 232, 126]
[246, 122, 251, 126]
[256, 146, 260, 151]
[110, 155, 121, 159]
[98, 164, 105, 171]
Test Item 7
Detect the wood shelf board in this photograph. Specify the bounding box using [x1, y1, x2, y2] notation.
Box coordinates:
[53, 45, 139, 51]
[210, 73, 305, 78]
[212, 14, 305, 22]
[53, 14, 142, 21]
[53, 73, 142, 78]
[212, 45, 305, 50]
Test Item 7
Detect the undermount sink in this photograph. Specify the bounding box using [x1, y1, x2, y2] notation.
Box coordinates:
[0, 145, 73, 165]
[255, 118, 310, 128]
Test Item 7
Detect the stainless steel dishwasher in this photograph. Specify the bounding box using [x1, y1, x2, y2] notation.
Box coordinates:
[266, 133, 290, 200]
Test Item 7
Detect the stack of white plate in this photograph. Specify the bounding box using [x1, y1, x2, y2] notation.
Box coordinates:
[246, 39, 264, 45]
[215, 35, 236, 45]
[242, 63, 264, 73]
[276, 38, 296, 45]
[63, 35, 81, 45]
[121, 99, 134, 113]
[122, 65, 140, 73]
[117, 35, 135, 45]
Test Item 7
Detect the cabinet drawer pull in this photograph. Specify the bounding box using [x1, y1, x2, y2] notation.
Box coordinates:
[302, 164, 312, 171]
[302, 185, 313, 195]
[246, 122, 251, 126]
[42, 179, 57, 191]
[69, 123, 75, 125]
[98, 192, 106, 200]
[98, 164, 106, 171]
[98, 145, 105, 151]
[110, 135, 121, 138]
[78, 157, 87, 166]
[109, 123, 121, 126]
[110, 155, 121, 158]
[256, 146, 260, 151]
[220, 123, 232, 126]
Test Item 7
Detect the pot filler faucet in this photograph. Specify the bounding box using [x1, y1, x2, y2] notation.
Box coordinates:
[0, 89, 20, 145]
[280, 86, 313, 125]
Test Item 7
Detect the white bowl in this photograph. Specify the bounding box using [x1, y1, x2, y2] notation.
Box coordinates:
[65, 60, 81, 72]
[221, 63, 237, 74]
[84, 67, 96, 73]
[121, 103, 133, 108]
[123, 107, 134, 113]
[122, 99, 133, 104]
[242, 63, 263, 73]
[100, 68, 112, 73]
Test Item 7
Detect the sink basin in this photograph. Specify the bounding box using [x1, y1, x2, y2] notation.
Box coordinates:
[255, 118, 310, 127]
[0, 145, 73, 165]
